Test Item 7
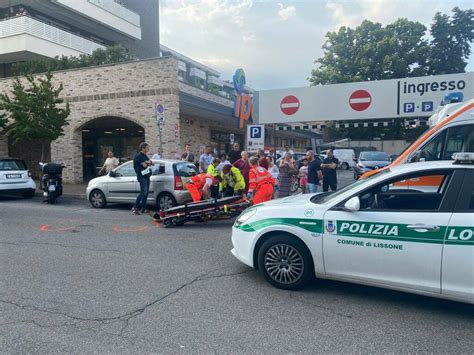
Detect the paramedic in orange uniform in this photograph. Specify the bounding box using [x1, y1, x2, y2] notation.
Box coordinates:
[247, 156, 274, 205]
[186, 173, 222, 202]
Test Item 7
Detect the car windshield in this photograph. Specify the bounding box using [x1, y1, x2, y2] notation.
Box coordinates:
[175, 162, 198, 177]
[311, 168, 391, 204]
[360, 152, 390, 161]
[0, 160, 27, 171]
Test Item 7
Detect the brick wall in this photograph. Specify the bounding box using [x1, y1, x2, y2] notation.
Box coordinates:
[0, 57, 180, 183]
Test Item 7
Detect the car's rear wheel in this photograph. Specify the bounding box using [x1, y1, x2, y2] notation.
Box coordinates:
[23, 189, 35, 199]
[343, 162, 349, 170]
[89, 189, 107, 208]
[157, 192, 176, 211]
[258, 235, 314, 290]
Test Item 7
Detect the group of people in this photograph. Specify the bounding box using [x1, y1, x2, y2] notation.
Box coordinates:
[125, 141, 339, 215]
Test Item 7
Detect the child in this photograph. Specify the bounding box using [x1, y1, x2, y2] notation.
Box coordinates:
[299, 158, 309, 194]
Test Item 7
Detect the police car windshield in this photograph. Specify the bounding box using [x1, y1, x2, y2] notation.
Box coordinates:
[311, 169, 390, 204]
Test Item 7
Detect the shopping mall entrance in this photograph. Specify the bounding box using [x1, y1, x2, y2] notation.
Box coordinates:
[81, 117, 145, 181]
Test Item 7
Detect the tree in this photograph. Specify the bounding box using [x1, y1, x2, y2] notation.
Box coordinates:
[309, 7, 473, 85]
[427, 7, 474, 74]
[309, 19, 428, 85]
[0, 72, 70, 162]
[11, 45, 135, 76]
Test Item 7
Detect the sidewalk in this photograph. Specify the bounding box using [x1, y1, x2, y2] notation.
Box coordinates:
[34, 183, 87, 199]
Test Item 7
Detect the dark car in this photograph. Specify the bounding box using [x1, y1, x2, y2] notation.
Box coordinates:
[353, 151, 391, 179]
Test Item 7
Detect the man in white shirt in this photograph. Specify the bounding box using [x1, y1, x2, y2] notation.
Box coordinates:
[199, 145, 214, 173]
[152, 148, 162, 160]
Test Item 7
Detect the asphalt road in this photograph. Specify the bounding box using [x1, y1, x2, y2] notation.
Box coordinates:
[1, 174, 473, 353]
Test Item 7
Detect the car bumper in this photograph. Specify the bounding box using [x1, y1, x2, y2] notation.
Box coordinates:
[0, 180, 36, 192]
[174, 190, 193, 205]
[231, 225, 255, 268]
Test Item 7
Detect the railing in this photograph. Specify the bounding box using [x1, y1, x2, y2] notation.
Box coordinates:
[88, 0, 140, 26]
[0, 16, 105, 54]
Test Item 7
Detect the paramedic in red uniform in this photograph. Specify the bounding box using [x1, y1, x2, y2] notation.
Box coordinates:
[247, 156, 274, 204]
[186, 173, 222, 202]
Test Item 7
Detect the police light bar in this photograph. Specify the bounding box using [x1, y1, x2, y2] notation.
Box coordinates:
[452, 152, 474, 164]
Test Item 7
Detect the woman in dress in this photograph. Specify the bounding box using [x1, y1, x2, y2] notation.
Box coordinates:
[278, 152, 297, 198]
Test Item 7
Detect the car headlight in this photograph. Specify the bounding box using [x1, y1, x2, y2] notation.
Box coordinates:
[235, 208, 257, 225]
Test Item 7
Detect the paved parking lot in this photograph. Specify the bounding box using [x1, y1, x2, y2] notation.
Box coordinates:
[1, 182, 473, 353]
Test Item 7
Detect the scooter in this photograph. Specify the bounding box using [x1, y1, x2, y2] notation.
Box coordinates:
[39, 162, 64, 204]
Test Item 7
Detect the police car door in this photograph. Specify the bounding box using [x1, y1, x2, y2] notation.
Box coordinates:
[323, 169, 457, 293]
[442, 169, 474, 303]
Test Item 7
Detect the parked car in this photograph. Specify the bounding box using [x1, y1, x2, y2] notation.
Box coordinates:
[0, 158, 36, 198]
[353, 151, 391, 179]
[86, 159, 197, 209]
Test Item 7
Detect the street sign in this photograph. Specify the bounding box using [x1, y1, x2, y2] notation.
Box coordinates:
[280, 95, 300, 115]
[247, 125, 264, 153]
[349, 90, 372, 111]
[155, 103, 165, 123]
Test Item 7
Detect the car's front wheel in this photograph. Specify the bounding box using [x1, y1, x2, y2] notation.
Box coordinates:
[258, 235, 314, 290]
[157, 192, 176, 211]
[89, 189, 107, 208]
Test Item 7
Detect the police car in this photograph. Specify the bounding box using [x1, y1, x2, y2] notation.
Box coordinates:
[231, 153, 474, 304]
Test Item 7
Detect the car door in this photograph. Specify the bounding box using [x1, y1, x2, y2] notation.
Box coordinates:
[149, 161, 166, 202]
[107, 162, 138, 202]
[322, 169, 458, 293]
[442, 169, 474, 302]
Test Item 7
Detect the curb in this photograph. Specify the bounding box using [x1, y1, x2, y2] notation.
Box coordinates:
[34, 191, 85, 200]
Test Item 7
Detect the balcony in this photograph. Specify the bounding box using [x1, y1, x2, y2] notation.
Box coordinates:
[55, 0, 141, 40]
[0, 16, 105, 63]
[88, 0, 140, 27]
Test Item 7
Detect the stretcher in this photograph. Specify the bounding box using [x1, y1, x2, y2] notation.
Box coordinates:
[152, 196, 251, 227]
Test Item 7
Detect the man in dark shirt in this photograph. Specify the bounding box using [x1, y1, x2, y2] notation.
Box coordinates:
[229, 142, 242, 164]
[181, 143, 195, 163]
[306, 150, 322, 193]
[321, 149, 339, 192]
[132, 142, 154, 215]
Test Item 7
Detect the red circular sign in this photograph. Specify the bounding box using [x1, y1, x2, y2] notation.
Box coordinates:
[280, 95, 300, 115]
[349, 90, 372, 111]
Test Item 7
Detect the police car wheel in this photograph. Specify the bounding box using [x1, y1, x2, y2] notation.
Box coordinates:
[258, 235, 314, 290]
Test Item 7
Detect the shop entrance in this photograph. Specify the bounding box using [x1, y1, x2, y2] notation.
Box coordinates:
[210, 130, 244, 155]
[81, 117, 144, 181]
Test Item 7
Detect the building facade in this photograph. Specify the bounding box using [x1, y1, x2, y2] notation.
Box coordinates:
[0, 0, 159, 77]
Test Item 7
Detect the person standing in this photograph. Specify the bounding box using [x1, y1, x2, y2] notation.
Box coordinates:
[229, 142, 242, 164]
[298, 158, 309, 194]
[248, 157, 274, 204]
[233, 151, 250, 193]
[321, 149, 339, 192]
[151, 148, 162, 160]
[181, 144, 195, 163]
[306, 150, 322, 194]
[100, 150, 119, 175]
[278, 152, 297, 198]
[199, 145, 214, 173]
[132, 142, 154, 215]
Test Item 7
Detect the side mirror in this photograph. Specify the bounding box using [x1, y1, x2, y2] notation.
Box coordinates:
[109, 171, 116, 177]
[344, 196, 360, 211]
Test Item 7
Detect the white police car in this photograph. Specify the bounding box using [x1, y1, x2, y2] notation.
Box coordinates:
[231, 153, 474, 304]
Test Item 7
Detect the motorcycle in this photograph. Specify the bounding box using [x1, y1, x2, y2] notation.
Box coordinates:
[39, 162, 64, 204]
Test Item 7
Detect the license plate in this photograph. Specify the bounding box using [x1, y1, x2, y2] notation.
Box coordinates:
[48, 185, 56, 192]
[6, 174, 21, 179]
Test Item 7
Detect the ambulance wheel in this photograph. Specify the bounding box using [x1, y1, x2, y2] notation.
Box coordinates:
[258, 235, 314, 290]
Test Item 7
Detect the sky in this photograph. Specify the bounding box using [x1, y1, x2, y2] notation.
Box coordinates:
[160, 0, 473, 90]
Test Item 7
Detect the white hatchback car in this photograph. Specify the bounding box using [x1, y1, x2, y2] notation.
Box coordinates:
[231, 153, 474, 304]
[0, 158, 36, 198]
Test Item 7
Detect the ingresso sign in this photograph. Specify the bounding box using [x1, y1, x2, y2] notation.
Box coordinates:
[257, 72, 473, 124]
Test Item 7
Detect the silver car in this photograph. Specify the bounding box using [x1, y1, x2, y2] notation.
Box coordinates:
[86, 159, 197, 210]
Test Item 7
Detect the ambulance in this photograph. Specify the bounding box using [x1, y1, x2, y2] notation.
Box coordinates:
[231, 153, 474, 304]
[362, 98, 474, 179]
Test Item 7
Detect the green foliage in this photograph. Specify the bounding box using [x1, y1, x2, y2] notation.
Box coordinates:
[208, 83, 221, 95]
[427, 7, 474, 74]
[309, 7, 473, 85]
[0, 72, 70, 160]
[11, 45, 135, 76]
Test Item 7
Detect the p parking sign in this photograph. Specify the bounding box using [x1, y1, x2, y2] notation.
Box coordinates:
[247, 125, 264, 153]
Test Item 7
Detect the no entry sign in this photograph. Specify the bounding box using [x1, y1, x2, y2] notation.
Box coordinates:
[349, 90, 372, 111]
[280, 95, 300, 115]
